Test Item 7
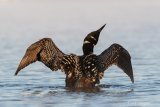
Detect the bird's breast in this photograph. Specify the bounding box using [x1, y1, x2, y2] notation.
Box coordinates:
[61, 54, 104, 88]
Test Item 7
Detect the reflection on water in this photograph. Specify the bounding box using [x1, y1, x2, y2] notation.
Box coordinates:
[0, 0, 160, 107]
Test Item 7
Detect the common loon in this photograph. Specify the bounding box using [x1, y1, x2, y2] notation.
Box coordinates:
[15, 24, 134, 88]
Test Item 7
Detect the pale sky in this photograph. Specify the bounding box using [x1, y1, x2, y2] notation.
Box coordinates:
[0, 0, 159, 40]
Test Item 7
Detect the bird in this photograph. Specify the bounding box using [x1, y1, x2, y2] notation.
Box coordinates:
[15, 24, 134, 89]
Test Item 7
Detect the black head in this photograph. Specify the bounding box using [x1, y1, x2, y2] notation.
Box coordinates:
[83, 24, 106, 55]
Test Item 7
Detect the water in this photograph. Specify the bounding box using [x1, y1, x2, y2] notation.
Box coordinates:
[0, 0, 160, 107]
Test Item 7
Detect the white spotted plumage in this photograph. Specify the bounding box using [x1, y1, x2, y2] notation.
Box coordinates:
[16, 24, 134, 88]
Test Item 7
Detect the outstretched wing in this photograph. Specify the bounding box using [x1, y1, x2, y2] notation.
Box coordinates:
[97, 43, 134, 83]
[82, 24, 106, 55]
[15, 38, 64, 75]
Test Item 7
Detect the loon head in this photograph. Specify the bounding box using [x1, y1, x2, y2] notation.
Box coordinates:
[83, 24, 106, 55]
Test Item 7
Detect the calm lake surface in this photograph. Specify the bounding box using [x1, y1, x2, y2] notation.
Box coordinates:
[0, 0, 160, 107]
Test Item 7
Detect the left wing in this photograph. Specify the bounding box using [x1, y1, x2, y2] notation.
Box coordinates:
[15, 38, 65, 75]
[97, 43, 134, 83]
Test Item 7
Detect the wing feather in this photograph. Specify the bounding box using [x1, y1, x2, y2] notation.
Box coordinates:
[15, 38, 64, 75]
[97, 43, 134, 83]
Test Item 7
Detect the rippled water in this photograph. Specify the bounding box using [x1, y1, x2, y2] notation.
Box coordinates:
[0, 0, 160, 107]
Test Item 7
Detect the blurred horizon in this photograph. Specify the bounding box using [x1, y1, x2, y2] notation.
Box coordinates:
[0, 0, 160, 36]
[0, 0, 160, 55]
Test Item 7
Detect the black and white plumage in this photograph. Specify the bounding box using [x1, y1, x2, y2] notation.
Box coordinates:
[15, 25, 134, 88]
[83, 24, 106, 55]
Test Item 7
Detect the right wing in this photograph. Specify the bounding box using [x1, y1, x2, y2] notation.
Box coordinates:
[97, 43, 134, 83]
[15, 38, 65, 75]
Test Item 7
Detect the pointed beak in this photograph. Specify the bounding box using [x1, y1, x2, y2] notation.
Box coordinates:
[97, 24, 106, 32]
